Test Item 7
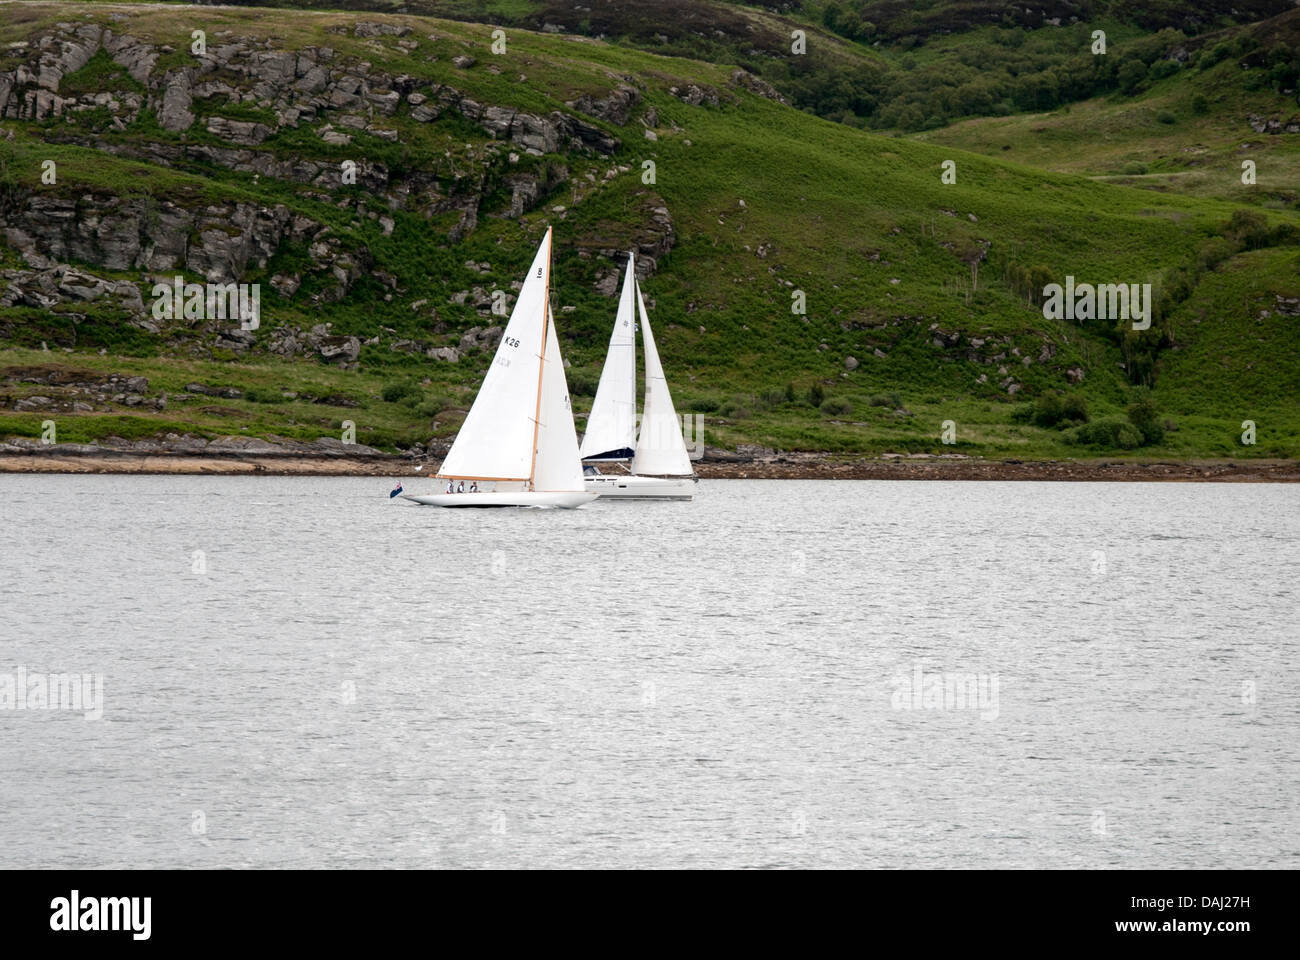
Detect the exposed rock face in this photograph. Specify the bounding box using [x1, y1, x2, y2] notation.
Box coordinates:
[158, 70, 194, 131]
[729, 70, 787, 104]
[0, 16, 665, 362]
[1247, 114, 1300, 134]
[670, 83, 720, 108]
[317, 335, 361, 362]
[205, 115, 272, 145]
[457, 325, 503, 353]
[0, 193, 347, 286]
[354, 22, 413, 38]
[568, 84, 640, 125]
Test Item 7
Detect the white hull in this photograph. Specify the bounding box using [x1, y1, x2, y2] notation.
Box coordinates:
[584, 475, 696, 500]
[402, 491, 597, 509]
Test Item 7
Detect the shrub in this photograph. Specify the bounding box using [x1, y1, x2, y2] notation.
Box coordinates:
[1195, 237, 1235, 272]
[567, 369, 600, 397]
[1061, 393, 1089, 423]
[1225, 209, 1270, 250]
[1121, 161, 1148, 175]
[382, 380, 418, 403]
[688, 397, 720, 413]
[244, 387, 283, 404]
[1025, 391, 1087, 428]
[784, 382, 797, 403]
[807, 383, 825, 407]
[1149, 60, 1181, 82]
[1066, 417, 1123, 448]
[1191, 93, 1209, 114]
[820, 398, 853, 415]
[1032, 392, 1065, 427]
[869, 392, 901, 408]
[760, 387, 788, 407]
[1156, 110, 1176, 124]
[1126, 397, 1164, 445]
[718, 401, 752, 419]
[415, 397, 449, 418]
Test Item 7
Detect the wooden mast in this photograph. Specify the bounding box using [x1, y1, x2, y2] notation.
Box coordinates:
[526, 227, 552, 491]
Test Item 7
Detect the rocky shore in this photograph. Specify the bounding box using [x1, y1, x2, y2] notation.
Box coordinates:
[1, 437, 1295, 481]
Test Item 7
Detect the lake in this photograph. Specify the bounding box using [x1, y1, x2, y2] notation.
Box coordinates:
[1, 475, 1296, 868]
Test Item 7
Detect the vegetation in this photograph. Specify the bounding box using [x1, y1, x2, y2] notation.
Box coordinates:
[0, 1, 1297, 461]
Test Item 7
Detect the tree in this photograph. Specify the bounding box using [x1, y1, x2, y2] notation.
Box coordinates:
[1117, 59, 1148, 94]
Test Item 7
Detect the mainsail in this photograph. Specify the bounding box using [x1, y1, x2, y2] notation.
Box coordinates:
[439, 228, 583, 490]
[630, 280, 693, 477]
[579, 254, 638, 461]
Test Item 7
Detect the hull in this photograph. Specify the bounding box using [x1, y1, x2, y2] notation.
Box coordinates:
[584, 474, 696, 500]
[402, 491, 597, 509]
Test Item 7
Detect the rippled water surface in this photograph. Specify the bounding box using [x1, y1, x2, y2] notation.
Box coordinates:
[1, 475, 1296, 868]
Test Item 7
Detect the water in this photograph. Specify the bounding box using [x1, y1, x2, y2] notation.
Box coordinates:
[1, 475, 1296, 869]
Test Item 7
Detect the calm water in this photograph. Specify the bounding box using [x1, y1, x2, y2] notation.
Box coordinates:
[1, 475, 1296, 869]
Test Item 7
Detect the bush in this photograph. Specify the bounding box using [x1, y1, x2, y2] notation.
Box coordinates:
[567, 369, 600, 397]
[1195, 237, 1235, 272]
[1225, 209, 1270, 250]
[1032, 392, 1065, 427]
[688, 397, 720, 413]
[869, 392, 901, 408]
[1066, 417, 1135, 448]
[1026, 391, 1088, 428]
[807, 383, 825, 407]
[244, 387, 283, 404]
[1121, 161, 1148, 175]
[1149, 60, 1182, 82]
[718, 401, 752, 419]
[784, 382, 797, 403]
[1061, 393, 1089, 423]
[1191, 93, 1209, 114]
[382, 380, 418, 403]
[820, 398, 853, 416]
[415, 397, 449, 418]
[1156, 110, 1176, 124]
[760, 387, 789, 407]
[1116, 423, 1143, 449]
[1126, 397, 1164, 445]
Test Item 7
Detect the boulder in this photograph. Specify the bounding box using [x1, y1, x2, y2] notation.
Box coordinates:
[355, 22, 412, 38]
[317, 335, 361, 362]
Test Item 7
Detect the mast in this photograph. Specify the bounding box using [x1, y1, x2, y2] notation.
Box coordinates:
[526, 227, 553, 491]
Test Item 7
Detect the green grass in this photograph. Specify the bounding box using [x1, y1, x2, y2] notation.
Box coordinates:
[0, 1, 1298, 459]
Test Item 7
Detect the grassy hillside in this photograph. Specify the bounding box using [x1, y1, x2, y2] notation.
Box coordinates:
[0, 1, 1297, 460]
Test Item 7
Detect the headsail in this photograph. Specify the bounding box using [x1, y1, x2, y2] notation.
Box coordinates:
[438, 229, 552, 482]
[630, 280, 693, 477]
[579, 253, 638, 461]
[532, 303, 587, 492]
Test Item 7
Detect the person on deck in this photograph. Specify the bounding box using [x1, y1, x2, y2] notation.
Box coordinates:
[469, 482, 478, 493]
[446, 480, 454, 494]
[457, 480, 465, 494]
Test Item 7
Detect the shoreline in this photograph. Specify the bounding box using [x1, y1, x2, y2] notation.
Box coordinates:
[0, 446, 1296, 481]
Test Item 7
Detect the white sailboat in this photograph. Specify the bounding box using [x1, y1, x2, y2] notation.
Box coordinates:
[404, 227, 597, 508]
[580, 251, 696, 500]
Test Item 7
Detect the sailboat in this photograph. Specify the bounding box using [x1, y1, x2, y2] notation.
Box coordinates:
[579, 252, 697, 500]
[404, 227, 597, 508]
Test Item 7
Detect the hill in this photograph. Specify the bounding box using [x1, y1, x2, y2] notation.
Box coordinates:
[0, 1, 1297, 462]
